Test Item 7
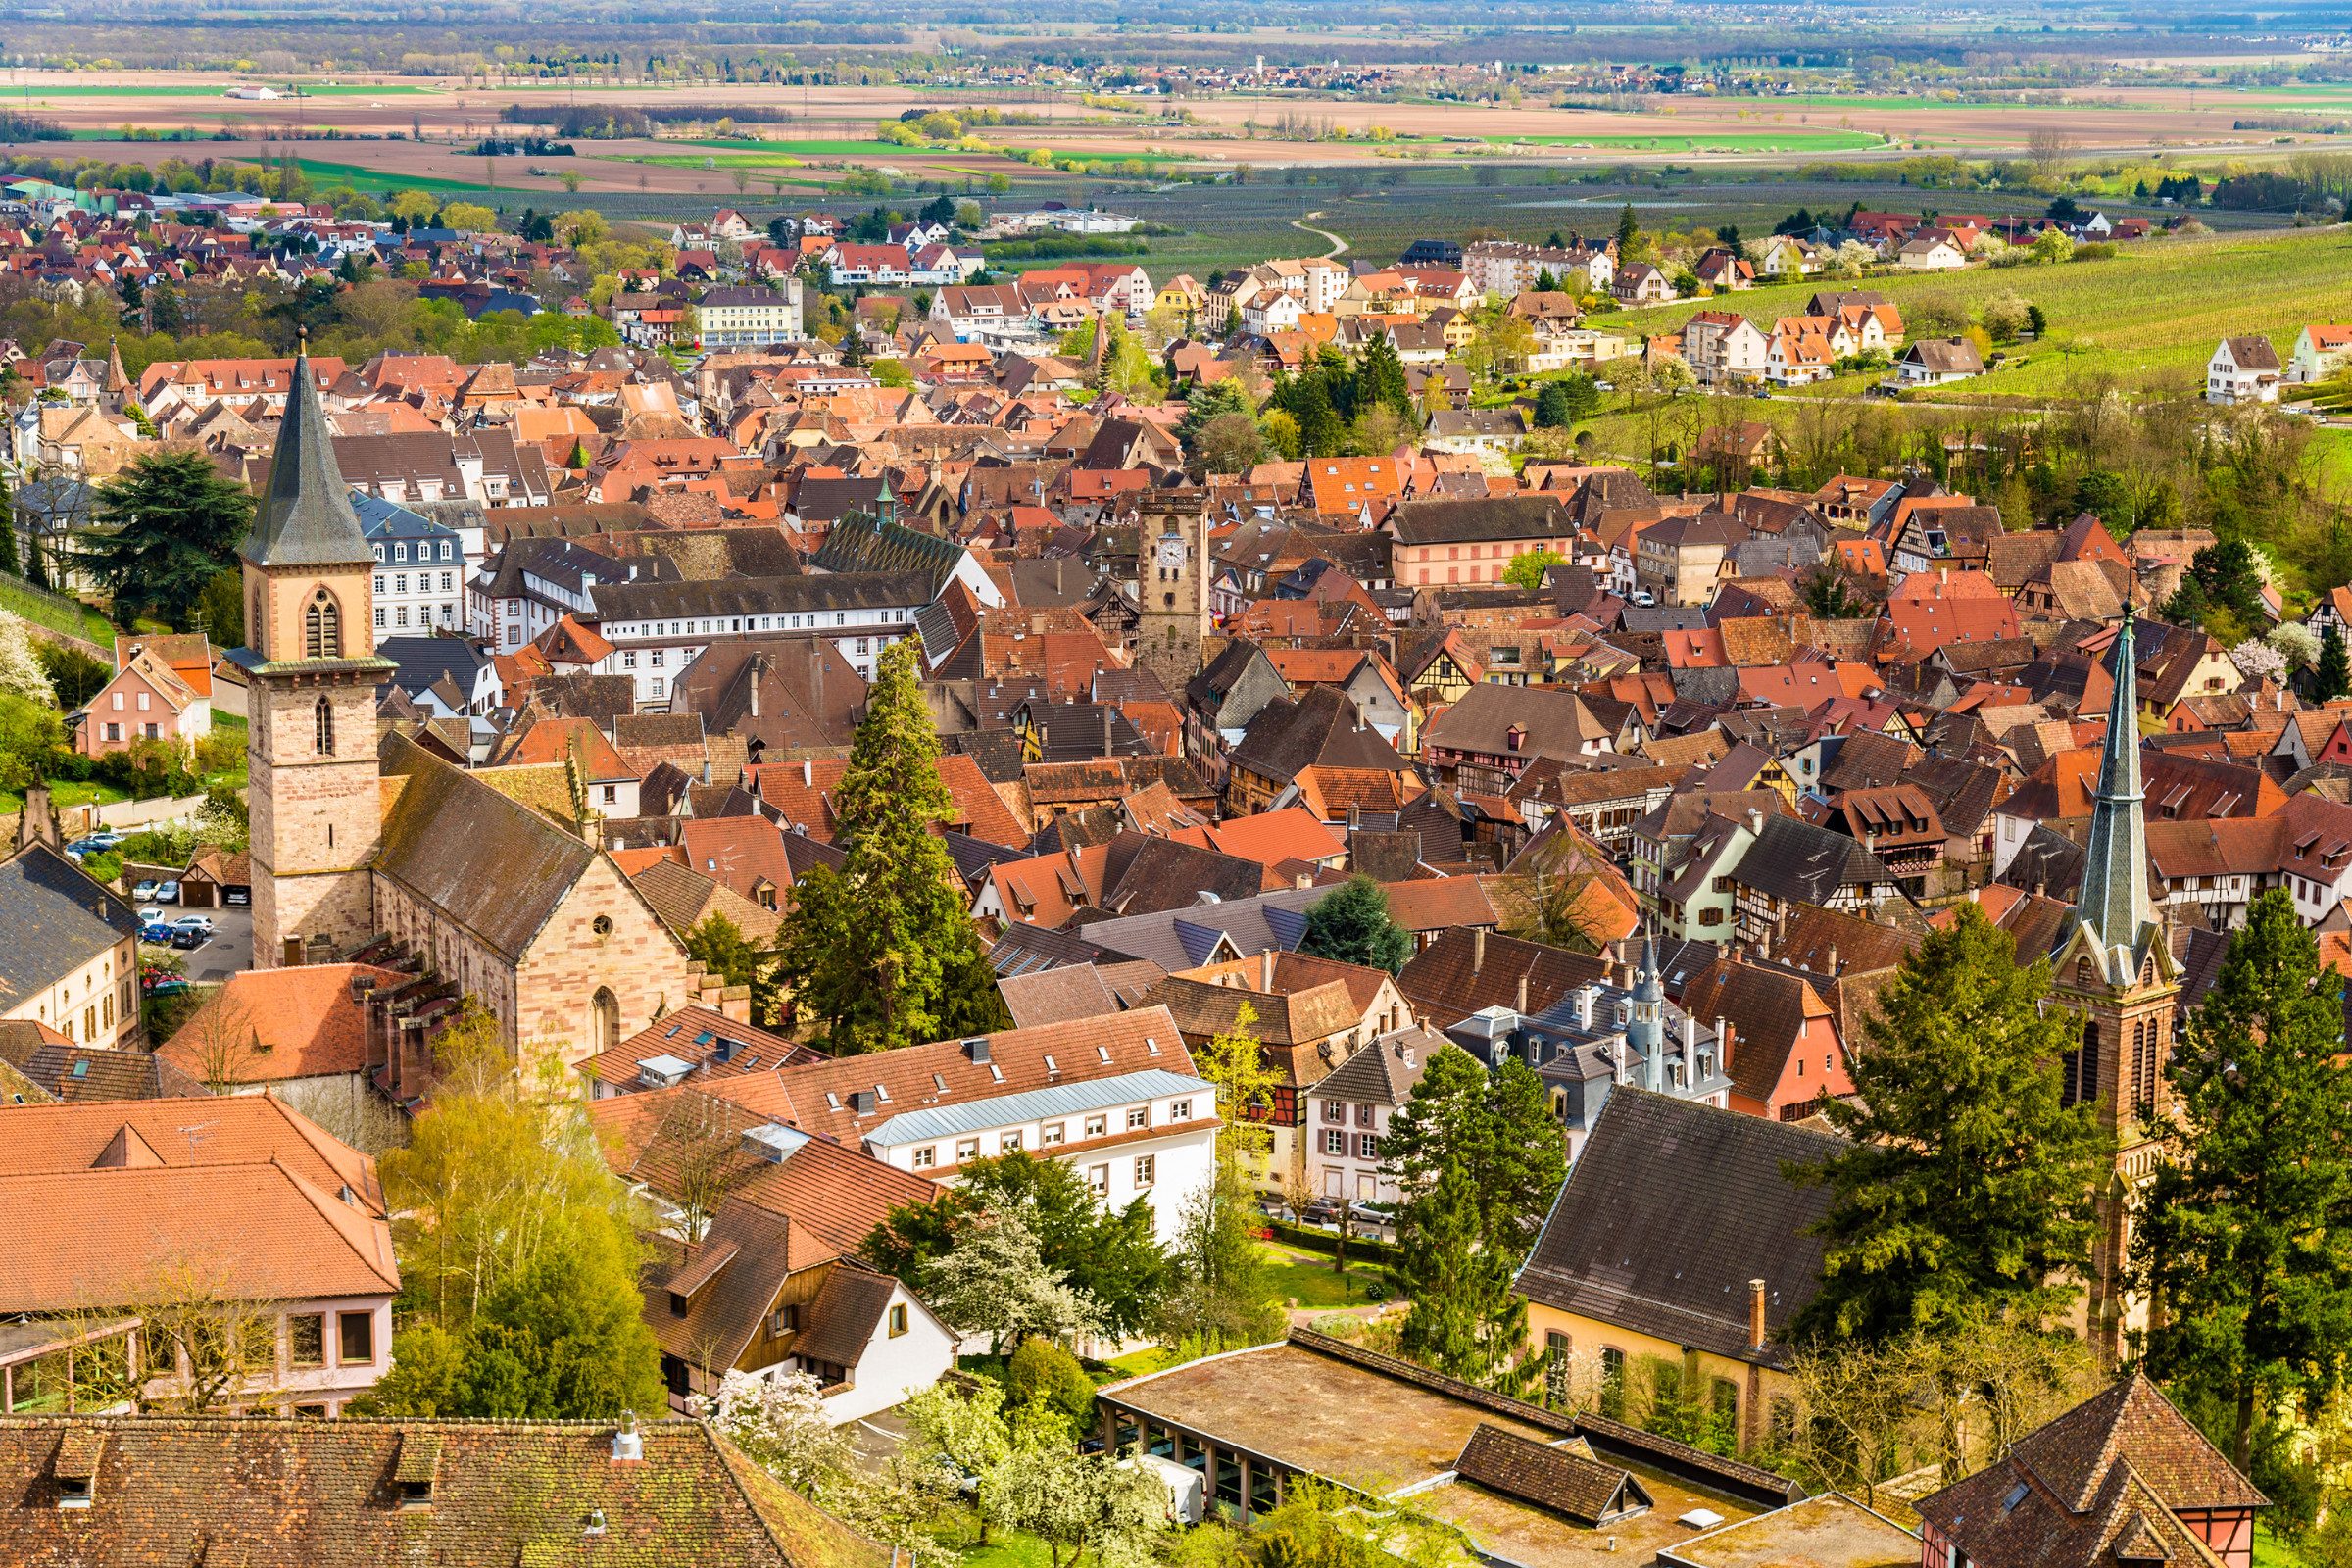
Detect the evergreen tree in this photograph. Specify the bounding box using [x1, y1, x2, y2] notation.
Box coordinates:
[1354, 331, 1412, 420]
[1176, 376, 1255, 458]
[76, 450, 254, 627]
[1616, 202, 1640, 258]
[1534, 381, 1573, 430]
[2317, 624, 2350, 701]
[772, 640, 1006, 1053]
[1396, 1159, 1519, 1384]
[0, 463, 17, 577]
[1796, 904, 2113, 1343]
[685, 911, 778, 1025]
[1298, 875, 1413, 974]
[1384, 1047, 1564, 1390]
[2133, 890, 2352, 1471]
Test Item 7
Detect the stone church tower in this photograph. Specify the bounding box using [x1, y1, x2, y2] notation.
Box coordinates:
[242, 347, 392, 967]
[2051, 609, 2180, 1364]
[1134, 499, 1210, 687]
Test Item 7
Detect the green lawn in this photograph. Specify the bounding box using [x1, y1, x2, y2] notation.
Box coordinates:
[0, 575, 114, 645]
[932, 1516, 1056, 1568]
[0, 778, 127, 816]
[2253, 1524, 2309, 1568]
[1258, 1243, 1390, 1310]
[1098, 1346, 1188, 1383]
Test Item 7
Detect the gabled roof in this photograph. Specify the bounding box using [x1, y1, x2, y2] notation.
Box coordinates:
[1515, 1088, 1839, 1368]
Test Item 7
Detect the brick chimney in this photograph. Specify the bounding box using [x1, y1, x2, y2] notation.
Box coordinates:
[1472, 928, 1486, 976]
[1748, 1279, 1768, 1351]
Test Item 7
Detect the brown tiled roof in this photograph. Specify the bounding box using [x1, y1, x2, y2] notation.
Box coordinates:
[2, 1157, 399, 1313]
[792, 1261, 901, 1369]
[708, 1004, 1202, 1148]
[2010, 1370, 2265, 1514]
[0, 1033, 204, 1102]
[0, 1094, 379, 1206]
[1397, 928, 1606, 1027]
[591, 1086, 937, 1267]
[0, 1413, 883, 1568]
[1681, 956, 1837, 1104]
[642, 1198, 793, 1367]
[157, 963, 407, 1085]
[1452, 1423, 1650, 1527]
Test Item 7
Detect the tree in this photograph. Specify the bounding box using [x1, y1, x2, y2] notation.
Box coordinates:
[902, 1377, 1016, 1544]
[1795, 903, 2112, 1344]
[1803, 560, 1866, 619]
[2134, 890, 2352, 1471]
[440, 202, 499, 233]
[1008, 1337, 1099, 1432]
[863, 1150, 1168, 1339]
[692, 1367, 854, 1494]
[2319, 625, 2352, 701]
[195, 568, 243, 648]
[1156, 1168, 1285, 1352]
[175, 987, 259, 1093]
[2167, 539, 2266, 629]
[0, 694, 68, 793]
[1383, 1047, 1564, 1390]
[684, 911, 777, 1025]
[1299, 875, 1414, 974]
[2030, 227, 2076, 266]
[0, 610, 55, 705]
[1196, 412, 1267, 476]
[771, 640, 1005, 1053]
[362, 1004, 664, 1418]
[2269, 621, 2322, 671]
[921, 1209, 1102, 1353]
[1502, 549, 1565, 592]
[983, 1434, 1166, 1568]
[1354, 331, 1411, 419]
[76, 452, 254, 627]
[1177, 376, 1254, 457]
[1615, 202, 1640, 260]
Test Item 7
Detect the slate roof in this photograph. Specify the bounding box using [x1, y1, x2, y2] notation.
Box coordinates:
[1734, 812, 1902, 906]
[1305, 1028, 1442, 1108]
[1515, 1088, 1840, 1367]
[0, 844, 139, 1012]
[241, 349, 375, 570]
[1229, 686, 1410, 788]
[374, 733, 601, 962]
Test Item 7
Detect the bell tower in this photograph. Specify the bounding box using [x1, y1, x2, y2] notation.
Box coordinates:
[241, 343, 391, 967]
[1134, 498, 1210, 687]
[2052, 608, 2180, 1364]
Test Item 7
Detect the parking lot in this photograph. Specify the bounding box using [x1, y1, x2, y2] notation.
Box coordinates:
[137, 903, 253, 984]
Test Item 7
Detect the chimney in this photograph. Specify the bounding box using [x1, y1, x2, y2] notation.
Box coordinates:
[1575, 985, 1593, 1028]
[1748, 1279, 1769, 1350]
[1516, 974, 1529, 1014]
[1826, 943, 1838, 977]
[1261, 949, 1275, 991]
[1746, 808, 1764, 834]
[1717, 1016, 1731, 1067]
[802, 758, 813, 787]
[612, 1412, 644, 1464]
[1472, 928, 1486, 976]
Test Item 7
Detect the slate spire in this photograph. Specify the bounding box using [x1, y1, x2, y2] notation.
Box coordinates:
[240, 334, 372, 570]
[2076, 608, 2157, 977]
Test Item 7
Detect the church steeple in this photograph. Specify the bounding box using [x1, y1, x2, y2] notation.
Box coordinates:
[2075, 609, 2158, 982]
[242, 339, 372, 571]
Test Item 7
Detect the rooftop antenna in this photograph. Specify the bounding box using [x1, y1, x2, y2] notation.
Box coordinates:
[176, 1120, 217, 1158]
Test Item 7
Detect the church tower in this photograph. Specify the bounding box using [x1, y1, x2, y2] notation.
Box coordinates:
[1134, 498, 1210, 687]
[1627, 926, 1666, 1092]
[2051, 608, 2180, 1363]
[241, 344, 391, 967]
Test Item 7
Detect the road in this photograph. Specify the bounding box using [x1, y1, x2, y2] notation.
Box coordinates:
[1293, 212, 1348, 261]
[138, 902, 253, 984]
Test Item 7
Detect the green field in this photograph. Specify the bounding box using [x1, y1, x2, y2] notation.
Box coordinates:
[15, 82, 427, 98]
[1587, 224, 2352, 404]
[1473, 129, 1884, 152]
[295, 158, 495, 195]
[661, 139, 952, 160]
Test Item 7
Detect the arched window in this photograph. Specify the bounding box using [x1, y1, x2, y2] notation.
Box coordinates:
[591, 987, 620, 1055]
[304, 589, 341, 660]
[314, 695, 334, 757]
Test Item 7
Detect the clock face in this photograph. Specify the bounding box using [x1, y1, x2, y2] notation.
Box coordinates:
[1156, 537, 1187, 568]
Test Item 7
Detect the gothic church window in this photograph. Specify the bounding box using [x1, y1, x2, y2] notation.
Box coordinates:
[304, 590, 341, 659]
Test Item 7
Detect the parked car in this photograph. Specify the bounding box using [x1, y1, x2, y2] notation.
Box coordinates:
[132, 879, 160, 902]
[171, 915, 215, 935]
[153, 881, 181, 905]
[140, 920, 176, 944]
[222, 887, 250, 906]
[135, 906, 165, 924]
[168, 926, 210, 950]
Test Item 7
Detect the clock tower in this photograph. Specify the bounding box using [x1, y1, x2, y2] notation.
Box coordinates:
[240, 345, 391, 967]
[1134, 499, 1210, 687]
